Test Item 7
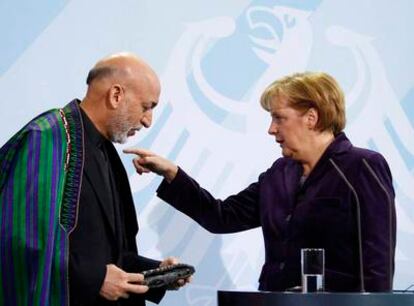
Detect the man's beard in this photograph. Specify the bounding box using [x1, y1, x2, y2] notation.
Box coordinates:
[108, 107, 133, 144]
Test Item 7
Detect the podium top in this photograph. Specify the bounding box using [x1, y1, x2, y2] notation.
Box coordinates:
[217, 290, 414, 306]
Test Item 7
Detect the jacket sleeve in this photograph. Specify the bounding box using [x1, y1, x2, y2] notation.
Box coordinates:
[122, 252, 166, 304]
[69, 251, 107, 305]
[156, 167, 262, 234]
[355, 153, 396, 292]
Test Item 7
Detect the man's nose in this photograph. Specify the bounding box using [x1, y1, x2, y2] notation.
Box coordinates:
[142, 111, 153, 128]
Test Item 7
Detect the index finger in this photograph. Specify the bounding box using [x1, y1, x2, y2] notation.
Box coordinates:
[161, 256, 179, 266]
[125, 283, 149, 294]
[122, 148, 153, 156]
[126, 272, 144, 283]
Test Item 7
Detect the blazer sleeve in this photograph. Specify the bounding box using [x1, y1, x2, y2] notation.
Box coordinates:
[69, 251, 107, 305]
[157, 167, 262, 234]
[122, 252, 166, 304]
[355, 153, 396, 291]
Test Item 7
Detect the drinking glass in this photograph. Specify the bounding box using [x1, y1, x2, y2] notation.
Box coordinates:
[301, 248, 324, 293]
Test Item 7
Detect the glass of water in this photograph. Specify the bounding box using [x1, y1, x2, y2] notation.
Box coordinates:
[301, 248, 324, 293]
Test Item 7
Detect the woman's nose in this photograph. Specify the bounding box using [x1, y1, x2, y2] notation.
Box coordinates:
[268, 121, 277, 135]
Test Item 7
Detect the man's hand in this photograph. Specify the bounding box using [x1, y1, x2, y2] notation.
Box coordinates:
[99, 264, 149, 301]
[159, 257, 192, 289]
[123, 148, 178, 183]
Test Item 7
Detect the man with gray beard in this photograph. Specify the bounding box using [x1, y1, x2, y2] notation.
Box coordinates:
[0, 53, 189, 306]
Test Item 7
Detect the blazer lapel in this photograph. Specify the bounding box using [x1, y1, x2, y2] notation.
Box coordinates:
[83, 149, 117, 237]
[283, 161, 302, 208]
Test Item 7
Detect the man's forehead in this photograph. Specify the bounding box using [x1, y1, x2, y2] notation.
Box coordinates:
[144, 88, 160, 107]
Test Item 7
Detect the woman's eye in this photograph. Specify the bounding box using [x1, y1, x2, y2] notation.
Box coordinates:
[272, 116, 283, 123]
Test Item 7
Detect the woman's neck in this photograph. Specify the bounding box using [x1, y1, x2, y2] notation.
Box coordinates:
[301, 131, 335, 176]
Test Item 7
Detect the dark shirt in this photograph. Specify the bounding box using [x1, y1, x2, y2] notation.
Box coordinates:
[80, 107, 124, 254]
[83, 109, 118, 231]
[69, 109, 125, 305]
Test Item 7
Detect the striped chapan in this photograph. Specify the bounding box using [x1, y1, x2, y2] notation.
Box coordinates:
[0, 100, 84, 306]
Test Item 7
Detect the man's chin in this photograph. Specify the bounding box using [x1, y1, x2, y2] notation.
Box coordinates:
[110, 133, 128, 144]
[111, 128, 140, 144]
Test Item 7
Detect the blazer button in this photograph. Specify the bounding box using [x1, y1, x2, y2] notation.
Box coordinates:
[279, 262, 285, 270]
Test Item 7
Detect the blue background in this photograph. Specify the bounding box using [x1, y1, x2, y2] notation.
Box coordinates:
[1, 1, 413, 305]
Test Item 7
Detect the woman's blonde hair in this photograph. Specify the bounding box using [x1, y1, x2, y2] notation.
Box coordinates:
[260, 72, 346, 135]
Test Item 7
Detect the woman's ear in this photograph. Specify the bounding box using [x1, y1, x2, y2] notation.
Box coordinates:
[306, 107, 319, 130]
[107, 84, 124, 109]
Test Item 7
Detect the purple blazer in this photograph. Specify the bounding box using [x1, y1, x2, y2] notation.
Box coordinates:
[157, 133, 396, 292]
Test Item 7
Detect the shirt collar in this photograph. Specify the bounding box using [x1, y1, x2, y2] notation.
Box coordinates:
[323, 132, 353, 156]
[80, 106, 107, 148]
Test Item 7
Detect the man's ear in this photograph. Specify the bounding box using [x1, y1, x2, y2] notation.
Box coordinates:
[107, 84, 124, 109]
[306, 107, 319, 130]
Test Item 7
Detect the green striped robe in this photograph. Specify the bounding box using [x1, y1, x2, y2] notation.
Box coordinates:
[0, 100, 84, 306]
